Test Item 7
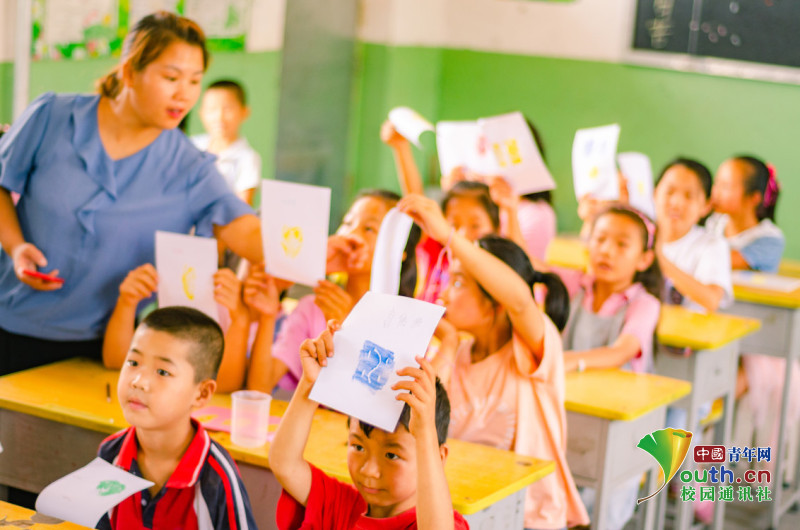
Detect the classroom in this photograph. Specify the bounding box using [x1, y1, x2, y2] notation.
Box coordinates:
[1, 0, 800, 529]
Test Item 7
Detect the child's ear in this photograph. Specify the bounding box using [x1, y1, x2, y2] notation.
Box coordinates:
[243, 105, 251, 120]
[637, 249, 655, 272]
[120, 60, 135, 87]
[193, 379, 217, 407]
[439, 443, 449, 465]
[701, 196, 713, 218]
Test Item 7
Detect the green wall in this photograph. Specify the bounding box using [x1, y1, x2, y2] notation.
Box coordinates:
[2, 51, 281, 180]
[349, 44, 800, 259]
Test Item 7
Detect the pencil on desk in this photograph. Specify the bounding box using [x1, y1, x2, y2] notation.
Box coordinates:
[106, 382, 111, 403]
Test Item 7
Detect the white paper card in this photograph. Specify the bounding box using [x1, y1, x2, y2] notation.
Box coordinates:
[618, 152, 656, 220]
[309, 292, 445, 432]
[388, 107, 434, 147]
[261, 180, 331, 286]
[572, 124, 621, 200]
[155, 231, 218, 321]
[436, 121, 499, 179]
[731, 271, 800, 293]
[370, 209, 414, 296]
[36, 457, 154, 528]
[478, 112, 556, 194]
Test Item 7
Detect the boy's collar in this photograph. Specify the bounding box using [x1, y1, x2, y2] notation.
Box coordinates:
[115, 418, 211, 489]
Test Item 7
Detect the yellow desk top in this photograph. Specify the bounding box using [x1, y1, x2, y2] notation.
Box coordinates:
[0, 359, 554, 516]
[565, 369, 691, 421]
[656, 305, 761, 349]
[545, 236, 588, 272]
[0, 500, 90, 529]
[732, 281, 800, 309]
[778, 259, 800, 279]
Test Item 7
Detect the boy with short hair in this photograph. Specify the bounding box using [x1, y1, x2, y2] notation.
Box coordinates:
[97, 306, 257, 530]
[269, 321, 469, 529]
[193, 79, 261, 207]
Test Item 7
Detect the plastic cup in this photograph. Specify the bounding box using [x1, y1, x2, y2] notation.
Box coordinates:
[231, 390, 271, 447]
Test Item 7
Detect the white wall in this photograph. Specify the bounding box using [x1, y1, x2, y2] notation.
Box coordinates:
[358, 0, 635, 62]
[0, 1, 16, 62]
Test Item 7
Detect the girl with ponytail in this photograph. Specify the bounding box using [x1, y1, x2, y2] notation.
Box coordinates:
[397, 194, 588, 530]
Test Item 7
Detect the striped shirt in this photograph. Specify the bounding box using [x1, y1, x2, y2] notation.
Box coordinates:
[96, 420, 256, 530]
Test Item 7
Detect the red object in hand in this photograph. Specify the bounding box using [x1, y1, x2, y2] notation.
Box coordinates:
[22, 269, 64, 284]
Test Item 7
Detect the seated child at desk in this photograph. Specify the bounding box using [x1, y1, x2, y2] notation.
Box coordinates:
[97, 307, 256, 529]
[102, 265, 253, 393]
[269, 322, 469, 529]
[247, 189, 419, 394]
[653, 158, 733, 313]
[397, 194, 589, 530]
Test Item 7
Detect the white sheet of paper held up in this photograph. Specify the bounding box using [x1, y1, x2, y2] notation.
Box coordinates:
[309, 292, 445, 432]
[370, 209, 414, 296]
[261, 180, 331, 286]
[479, 111, 555, 195]
[572, 124, 621, 200]
[155, 231, 218, 321]
[618, 152, 656, 220]
[436, 121, 499, 179]
[388, 107, 434, 147]
[35, 457, 154, 527]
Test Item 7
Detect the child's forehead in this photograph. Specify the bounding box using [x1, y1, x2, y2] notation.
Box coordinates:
[348, 418, 415, 446]
[130, 327, 195, 363]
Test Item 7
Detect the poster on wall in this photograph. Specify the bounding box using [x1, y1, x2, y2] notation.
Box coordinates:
[31, 0, 248, 60]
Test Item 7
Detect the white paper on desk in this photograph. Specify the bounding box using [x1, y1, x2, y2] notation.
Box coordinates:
[572, 124, 621, 200]
[370, 209, 414, 295]
[155, 231, 218, 322]
[309, 292, 445, 432]
[261, 180, 331, 286]
[388, 107, 434, 147]
[35, 457, 153, 528]
[436, 121, 499, 179]
[731, 270, 800, 293]
[618, 152, 656, 220]
[478, 112, 556, 195]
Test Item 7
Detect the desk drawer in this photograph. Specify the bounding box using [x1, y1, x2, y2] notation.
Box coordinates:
[655, 346, 735, 403]
[566, 413, 605, 482]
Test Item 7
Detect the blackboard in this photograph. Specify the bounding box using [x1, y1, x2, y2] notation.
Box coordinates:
[633, 0, 800, 69]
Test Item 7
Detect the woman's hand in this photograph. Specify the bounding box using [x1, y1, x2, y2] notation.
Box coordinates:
[397, 195, 451, 244]
[313, 280, 354, 323]
[13, 243, 62, 291]
[118, 264, 158, 307]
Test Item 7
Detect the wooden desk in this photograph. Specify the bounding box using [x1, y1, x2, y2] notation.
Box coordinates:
[565, 369, 691, 530]
[0, 500, 90, 529]
[0, 359, 554, 530]
[722, 281, 800, 529]
[545, 236, 588, 272]
[655, 305, 760, 530]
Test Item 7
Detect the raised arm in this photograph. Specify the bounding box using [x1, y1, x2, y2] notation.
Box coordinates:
[103, 264, 158, 368]
[657, 246, 724, 312]
[269, 321, 339, 504]
[381, 121, 424, 196]
[212, 269, 249, 392]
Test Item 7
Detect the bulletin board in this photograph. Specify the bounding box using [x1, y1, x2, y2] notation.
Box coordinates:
[31, 0, 251, 61]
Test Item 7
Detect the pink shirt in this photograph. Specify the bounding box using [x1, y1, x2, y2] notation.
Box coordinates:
[446, 317, 589, 529]
[557, 269, 660, 373]
[517, 200, 556, 260]
[271, 295, 327, 391]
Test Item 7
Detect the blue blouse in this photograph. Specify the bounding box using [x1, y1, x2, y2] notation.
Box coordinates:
[0, 93, 254, 341]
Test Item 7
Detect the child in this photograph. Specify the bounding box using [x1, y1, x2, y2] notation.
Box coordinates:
[192, 80, 261, 206]
[561, 205, 662, 374]
[102, 264, 252, 393]
[653, 158, 733, 313]
[397, 194, 589, 530]
[709, 157, 797, 472]
[247, 189, 418, 393]
[97, 306, 256, 529]
[269, 323, 468, 529]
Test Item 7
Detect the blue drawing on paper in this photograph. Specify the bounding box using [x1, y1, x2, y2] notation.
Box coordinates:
[352, 340, 395, 391]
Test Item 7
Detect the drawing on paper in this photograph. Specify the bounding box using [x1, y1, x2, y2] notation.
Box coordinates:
[96, 480, 125, 496]
[281, 226, 304, 258]
[352, 340, 395, 391]
[181, 266, 196, 300]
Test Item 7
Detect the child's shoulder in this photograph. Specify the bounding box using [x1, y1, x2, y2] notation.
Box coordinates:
[97, 427, 133, 463]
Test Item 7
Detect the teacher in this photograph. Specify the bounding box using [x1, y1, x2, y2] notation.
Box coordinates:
[0, 12, 263, 373]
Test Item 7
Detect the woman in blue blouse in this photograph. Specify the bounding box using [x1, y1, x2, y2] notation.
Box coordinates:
[0, 12, 262, 373]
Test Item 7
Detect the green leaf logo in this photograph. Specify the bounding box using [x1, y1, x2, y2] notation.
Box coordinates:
[637, 428, 693, 504]
[97, 480, 125, 497]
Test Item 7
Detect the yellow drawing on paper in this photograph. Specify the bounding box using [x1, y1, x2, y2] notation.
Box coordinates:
[182, 266, 196, 300]
[505, 138, 522, 165]
[492, 143, 507, 168]
[282, 226, 304, 258]
[589, 167, 600, 179]
[637, 181, 646, 195]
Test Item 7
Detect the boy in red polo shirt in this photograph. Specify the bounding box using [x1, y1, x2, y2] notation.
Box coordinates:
[97, 307, 256, 529]
[269, 321, 469, 529]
